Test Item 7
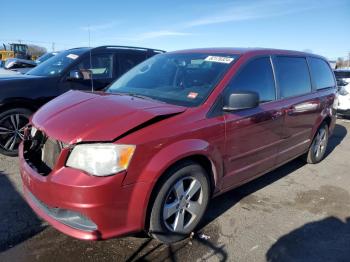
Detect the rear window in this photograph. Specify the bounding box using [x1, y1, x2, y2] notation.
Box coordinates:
[334, 71, 350, 79]
[275, 56, 312, 98]
[309, 57, 335, 89]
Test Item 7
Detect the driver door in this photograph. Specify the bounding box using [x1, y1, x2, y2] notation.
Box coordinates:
[221, 57, 285, 190]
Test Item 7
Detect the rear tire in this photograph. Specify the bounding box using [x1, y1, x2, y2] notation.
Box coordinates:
[0, 108, 31, 157]
[306, 123, 329, 164]
[149, 161, 210, 243]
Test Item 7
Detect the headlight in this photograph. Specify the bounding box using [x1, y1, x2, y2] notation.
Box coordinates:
[66, 143, 135, 176]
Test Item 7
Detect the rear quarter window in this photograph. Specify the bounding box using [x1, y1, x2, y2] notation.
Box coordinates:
[275, 56, 312, 98]
[309, 57, 335, 89]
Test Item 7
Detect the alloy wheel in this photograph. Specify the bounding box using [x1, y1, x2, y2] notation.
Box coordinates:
[0, 113, 28, 153]
[313, 127, 327, 159]
[163, 176, 204, 233]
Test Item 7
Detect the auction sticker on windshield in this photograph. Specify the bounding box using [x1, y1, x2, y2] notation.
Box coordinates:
[66, 54, 79, 60]
[187, 92, 198, 99]
[204, 56, 234, 64]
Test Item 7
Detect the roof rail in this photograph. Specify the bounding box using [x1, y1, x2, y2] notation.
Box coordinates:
[92, 45, 165, 53]
[67, 47, 90, 50]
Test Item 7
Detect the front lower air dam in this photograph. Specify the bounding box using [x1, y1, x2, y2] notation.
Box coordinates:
[28, 190, 97, 232]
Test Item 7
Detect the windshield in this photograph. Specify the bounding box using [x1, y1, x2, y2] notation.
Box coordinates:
[27, 49, 86, 76]
[35, 52, 59, 64]
[107, 53, 238, 107]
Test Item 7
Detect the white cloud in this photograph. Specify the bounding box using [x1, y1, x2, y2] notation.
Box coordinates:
[185, 0, 322, 27]
[81, 0, 334, 46]
[98, 30, 192, 44]
[137, 30, 191, 40]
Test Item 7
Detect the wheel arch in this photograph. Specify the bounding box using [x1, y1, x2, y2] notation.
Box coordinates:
[143, 152, 220, 231]
[310, 110, 334, 141]
[323, 115, 332, 129]
[0, 98, 37, 114]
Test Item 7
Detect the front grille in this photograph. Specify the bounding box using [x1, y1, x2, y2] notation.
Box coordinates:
[23, 127, 64, 175]
[41, 137, 62, 170]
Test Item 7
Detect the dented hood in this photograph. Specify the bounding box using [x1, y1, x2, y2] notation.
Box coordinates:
[32, 90, 186, 144]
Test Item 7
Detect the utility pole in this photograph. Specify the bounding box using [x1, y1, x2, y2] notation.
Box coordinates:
[88, 26, 91, 47]
[348, 52, 350, 68]
[52, 42, 55, 52]
[88, 25, 94, 92]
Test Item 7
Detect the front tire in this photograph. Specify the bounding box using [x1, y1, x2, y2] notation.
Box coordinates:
[149, 161, 210, 243]
[0, 108, 31, 156]
[306, 123, 329, 164]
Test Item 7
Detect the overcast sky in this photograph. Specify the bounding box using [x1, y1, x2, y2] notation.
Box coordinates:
[1, 0, 349, 59]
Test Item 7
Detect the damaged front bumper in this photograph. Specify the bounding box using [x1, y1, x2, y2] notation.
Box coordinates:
[19, 142, 153, 240]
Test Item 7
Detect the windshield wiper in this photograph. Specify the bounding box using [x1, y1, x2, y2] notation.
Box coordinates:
[115, 92, 165, 103]
[126, 93, 150, 100]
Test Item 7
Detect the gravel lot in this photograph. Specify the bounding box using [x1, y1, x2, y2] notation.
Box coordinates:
[0, 119, 350, 262]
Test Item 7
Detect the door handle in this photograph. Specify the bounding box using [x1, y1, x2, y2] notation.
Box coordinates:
[271, 111, 284, 120]
[285, 102, 320, 115]
[284, 107, 295, 115]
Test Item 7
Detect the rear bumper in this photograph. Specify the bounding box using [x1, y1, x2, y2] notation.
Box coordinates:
[19, 143, 153, 240]
[337, 109, 350, 116]
[337, 95, 350, 112]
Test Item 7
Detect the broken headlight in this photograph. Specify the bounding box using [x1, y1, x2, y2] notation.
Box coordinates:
[66, 143, 135, 176]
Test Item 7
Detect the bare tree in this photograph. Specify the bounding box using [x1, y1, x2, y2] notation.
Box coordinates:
[336, 57, 344, 69]
[27, 45, 47, 57]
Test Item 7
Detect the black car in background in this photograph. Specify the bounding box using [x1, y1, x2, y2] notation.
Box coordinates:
[0, 46, 164, 156]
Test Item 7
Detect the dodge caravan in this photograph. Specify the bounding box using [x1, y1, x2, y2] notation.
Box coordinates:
[20, 48, 337, 243]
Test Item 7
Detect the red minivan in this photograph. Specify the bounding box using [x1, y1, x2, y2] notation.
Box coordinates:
[20, 48, 337, 243]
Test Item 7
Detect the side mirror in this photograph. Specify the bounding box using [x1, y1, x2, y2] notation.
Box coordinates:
[337, 79, 348, 87]
[67, 70, 83, 81]
[223, 91, 259, 111]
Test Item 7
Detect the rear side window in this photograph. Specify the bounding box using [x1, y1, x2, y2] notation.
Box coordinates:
[275, 57, 311, 98]
[227, 57, 276, 103]
[309, 57, 335, 89]
[118, 52, 147, 76]
[72, 53, 113, 79]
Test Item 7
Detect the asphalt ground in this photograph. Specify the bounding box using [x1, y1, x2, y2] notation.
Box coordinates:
[0, 118, 350, 262]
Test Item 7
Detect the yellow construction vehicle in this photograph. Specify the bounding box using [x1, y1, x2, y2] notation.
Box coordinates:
[0, 43, 31, 63]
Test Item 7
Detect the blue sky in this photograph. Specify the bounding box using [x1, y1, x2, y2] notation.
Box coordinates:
[1, 0, 349, 60]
